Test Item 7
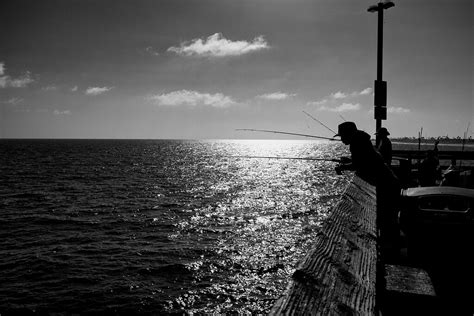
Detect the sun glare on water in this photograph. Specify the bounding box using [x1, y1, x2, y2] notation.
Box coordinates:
[166, 139, 350, 314]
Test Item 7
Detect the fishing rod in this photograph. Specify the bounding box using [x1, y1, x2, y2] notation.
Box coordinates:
[236, 129, 339, 141]
[339, 115, 347, 122]
[418, 127, 423, 152]
[460, 122, 471, 168]
[226, 155, 342, 163]
[417, 127, 423, 167]
[302, 111, 337, 135]
[461, 122, 470, 152]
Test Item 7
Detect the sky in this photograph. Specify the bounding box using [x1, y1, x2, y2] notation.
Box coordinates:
[0, 0, 472, 139]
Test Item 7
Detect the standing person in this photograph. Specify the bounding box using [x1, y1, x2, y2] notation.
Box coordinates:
[419, 139, 441, 186]
[376, 127, 392, 166]
[334, 122, 401, 259]
[440, 158, 459, 186]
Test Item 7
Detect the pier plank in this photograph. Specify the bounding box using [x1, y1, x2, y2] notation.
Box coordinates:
[270, 177, 378, 315]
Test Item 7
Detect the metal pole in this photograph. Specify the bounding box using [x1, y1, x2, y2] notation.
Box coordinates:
[375, 3, 384, 146]
[369, 1, 393, 146]
[377, 3, 383, 82]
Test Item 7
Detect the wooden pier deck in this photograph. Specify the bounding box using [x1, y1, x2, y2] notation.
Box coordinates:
[270, 176, 378, 315]
[269, 175, 468, 315]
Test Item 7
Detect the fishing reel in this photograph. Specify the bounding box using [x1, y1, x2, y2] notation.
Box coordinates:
[335, 157, 351, 175]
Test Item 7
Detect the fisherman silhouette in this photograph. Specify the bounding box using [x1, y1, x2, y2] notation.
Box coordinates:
[419, 140, 440, 186]
[441, 158, 460, 186]
[375, 127, 392, 166]
[334, 121, 401, 259]
[334, 122, 396, 185]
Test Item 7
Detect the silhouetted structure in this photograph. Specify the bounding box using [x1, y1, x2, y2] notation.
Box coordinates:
[418, 140, 440, 186]
[368, 1, 395, 145]
[376, 127, 392, 166]
[440, 158, 460, 186]
[334, 122, 400, 259]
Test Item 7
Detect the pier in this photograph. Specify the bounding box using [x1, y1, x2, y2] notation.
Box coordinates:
[269, 175, 471, 315]
[270, 176, 378, 314]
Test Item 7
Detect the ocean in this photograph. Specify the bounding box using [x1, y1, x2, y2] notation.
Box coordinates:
[0, 139, 350, 314]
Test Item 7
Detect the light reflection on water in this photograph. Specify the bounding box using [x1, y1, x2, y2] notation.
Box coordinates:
[167, 140, 350, 314]
[3, 140, 472, 313]
[0, 139, 350, 314]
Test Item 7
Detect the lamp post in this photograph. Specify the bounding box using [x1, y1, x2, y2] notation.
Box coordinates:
[368, 1, 394, 146]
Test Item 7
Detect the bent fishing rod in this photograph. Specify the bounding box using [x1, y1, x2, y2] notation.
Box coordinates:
[236, 128, 339, 141]
[302, 111, 337, 135]
[225, 155, 342, 163]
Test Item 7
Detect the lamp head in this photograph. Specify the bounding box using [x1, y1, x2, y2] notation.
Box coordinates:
[383, 1, 395, 9]
[367, 1, 395, 12]
[367, 5, 378, 12]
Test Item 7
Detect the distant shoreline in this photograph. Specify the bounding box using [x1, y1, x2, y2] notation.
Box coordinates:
[1, 138, 473, 147]
[392, 139, 474, 148]
[393, 141, 474, 146]
[392, 138, 473, 144]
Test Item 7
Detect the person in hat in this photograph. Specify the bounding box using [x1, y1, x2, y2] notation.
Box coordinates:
[376, 127, 392, 166]
[419, 140, 441, 186]
[440, 158, 459, 186]
[334, 121, 390, 184]
[335, 121, 401, 259]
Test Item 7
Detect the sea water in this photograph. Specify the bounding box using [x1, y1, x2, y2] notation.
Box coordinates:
[0, 139, 351, 314]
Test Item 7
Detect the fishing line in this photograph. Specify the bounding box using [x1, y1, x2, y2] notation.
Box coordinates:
[302, 111, 337, 135]
[225, 155, 342, 163]
[236, 128, 339, 141]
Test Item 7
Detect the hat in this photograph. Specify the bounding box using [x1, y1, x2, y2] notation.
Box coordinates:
[334, 121, 357, 137]
[375, 127, 390, 136]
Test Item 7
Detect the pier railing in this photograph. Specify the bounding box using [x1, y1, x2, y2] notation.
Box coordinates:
[392, 149, 474, 163]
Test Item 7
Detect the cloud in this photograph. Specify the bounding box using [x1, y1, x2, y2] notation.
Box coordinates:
[42, 85, 58, 91]
[307, 99, 328, 106]
[359, 87, 373, 95]
[319, 103, 361, 112]
[168, 33, 269, 57]
[330, 87, 372, 99]
[71, 86, 78, 92]
[8, 72, 34, 88]
[368, 106, 411, 115]
[0, 62, 7, 87]
[85, 86, 113, 96]
[1, 62, 35, 88]
[257, 92, 296, 100]
[331, 91, 347, 99]
[1, 97, 23, 105]
[148, 90, 235, 108]
[53, 110, 72, 115]
[0, 62, 35, 88]
[388, 106, 410, 114]
[145, 46, 160, 56]
[308, 87, 372, 106]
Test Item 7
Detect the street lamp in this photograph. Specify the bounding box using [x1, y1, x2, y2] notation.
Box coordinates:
[368, 1, 395, 146]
